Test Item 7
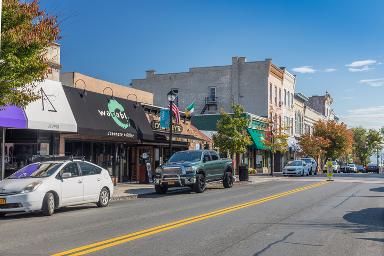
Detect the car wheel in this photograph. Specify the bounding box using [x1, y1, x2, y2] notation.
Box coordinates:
[309, 168, 313, 175]
[223, 172, 234, 188]
[193, 173, 206, 193]
[154, 184, 168, 194]
[42, 192, 55, 216]
[97, 187, 110, 207]
[0, 212, 6, 217]
[301, 170, 304, 176]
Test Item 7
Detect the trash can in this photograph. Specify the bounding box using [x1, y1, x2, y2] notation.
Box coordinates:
[239, 165, 249, 181]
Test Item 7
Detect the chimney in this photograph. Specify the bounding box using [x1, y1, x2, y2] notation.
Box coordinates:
[238, 57, 246, 64]
[232, 56, 238, 65]
[146, 69, 156, 79]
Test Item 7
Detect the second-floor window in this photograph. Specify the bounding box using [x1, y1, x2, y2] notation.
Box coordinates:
[279, 88, 281, 106]
[270, 84, 273, 103]
[275, 86, 277, 106]
[284, 89, 287, 106]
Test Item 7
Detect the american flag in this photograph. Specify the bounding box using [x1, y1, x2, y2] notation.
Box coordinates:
[170, 102, 180, 124]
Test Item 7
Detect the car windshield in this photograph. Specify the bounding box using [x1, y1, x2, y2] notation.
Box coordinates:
[7, 162, 63, 179]
[168, 151, 202, 163]
[301, 159, 311, 163]
[287, 161, 303, 166]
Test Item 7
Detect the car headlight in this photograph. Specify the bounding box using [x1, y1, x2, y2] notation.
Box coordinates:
[21, 181, 42, 193]
[155, 167, 162, 173]
[185, 167, 194, 174]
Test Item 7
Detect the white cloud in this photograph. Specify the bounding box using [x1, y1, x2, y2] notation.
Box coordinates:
[341, 106, 384, 129]
[324, 68, 337, 72]
[348, 66, 372, 72]
[346, 59, 377, 67]
[292, 66, 316, 74]
[346, 59, 377, 72]
[359, 78, 384, 87]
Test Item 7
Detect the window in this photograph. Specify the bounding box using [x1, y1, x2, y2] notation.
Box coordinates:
[270, 84, 273, 103]
[79, 162, 102, 176]
[209, 87, 216, 102]
[291, 93, 294, 108]
[209, 151, 219, 161]
[284, 89, 287, 106]
[279, 88, 281, 106]
[275, 86, 277, 106]
[202, 152, 211, 162]
[61, 162, 80, 177]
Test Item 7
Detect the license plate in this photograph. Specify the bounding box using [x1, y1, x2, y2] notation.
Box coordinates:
[0, 198, 6, 205]
[167, 181, 175, 185]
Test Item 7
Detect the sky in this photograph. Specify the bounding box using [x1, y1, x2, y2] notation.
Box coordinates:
[39, 0, 384, 129]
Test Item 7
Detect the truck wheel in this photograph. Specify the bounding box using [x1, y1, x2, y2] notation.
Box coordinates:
[193, 173, 206, 193]
[223, 172, 233, 188]
[42, 192, 55, 216]
[155, 184, 168, 194]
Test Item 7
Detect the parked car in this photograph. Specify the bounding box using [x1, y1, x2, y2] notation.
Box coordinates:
[341, 163, 357, 173]
[356, 165, 366, 173]
[0, 159, 113, 217]
[283, 160, 311, 176]
[300, 157, 318, 175]
[323, 161, 340, 173]
[366, 163, 380, 173]
[153, 150, 233, 193]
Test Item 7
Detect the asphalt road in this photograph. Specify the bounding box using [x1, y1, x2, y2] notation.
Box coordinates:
[0, 173, 383, 256]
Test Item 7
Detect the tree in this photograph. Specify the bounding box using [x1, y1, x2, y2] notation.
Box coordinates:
[298, 133, 330, 172]
[263, 124, 289, 175]
[213, 104, 252, 172]
[313, 120, 353, 160]
[0, 0, 60, 107]
[351, 127, 382, 166]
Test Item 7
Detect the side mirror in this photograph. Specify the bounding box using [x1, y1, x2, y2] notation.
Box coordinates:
[62, 172, 72, 179]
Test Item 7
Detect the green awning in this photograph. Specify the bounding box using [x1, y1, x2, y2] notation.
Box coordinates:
[247, 128, 268, 150]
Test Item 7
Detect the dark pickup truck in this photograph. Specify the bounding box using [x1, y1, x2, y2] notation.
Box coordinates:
[153, 150, 233, 193]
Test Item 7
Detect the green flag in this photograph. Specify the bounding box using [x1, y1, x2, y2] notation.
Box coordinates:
[185, 101, 195, 117]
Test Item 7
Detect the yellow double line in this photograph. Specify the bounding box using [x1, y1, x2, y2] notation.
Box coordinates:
[52, 181, 327, 256]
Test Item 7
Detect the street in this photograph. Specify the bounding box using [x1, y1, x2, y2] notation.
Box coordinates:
[0, 174, 383, 256]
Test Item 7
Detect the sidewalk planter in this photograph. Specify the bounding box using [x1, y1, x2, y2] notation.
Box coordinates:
[239, 165, 249, 181]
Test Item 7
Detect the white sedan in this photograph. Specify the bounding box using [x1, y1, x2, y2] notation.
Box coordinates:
[0, 160, 113, 216]
[283, 160, 311, 176]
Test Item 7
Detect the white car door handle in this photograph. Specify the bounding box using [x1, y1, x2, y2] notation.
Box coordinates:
[78, 180, 82, 183]
[97, 178, 101, 181]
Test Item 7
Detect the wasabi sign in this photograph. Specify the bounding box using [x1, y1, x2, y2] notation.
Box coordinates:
[97, 99, 131, 129]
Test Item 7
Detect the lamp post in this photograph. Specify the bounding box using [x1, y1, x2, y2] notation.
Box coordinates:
[167, 90, 177, 156]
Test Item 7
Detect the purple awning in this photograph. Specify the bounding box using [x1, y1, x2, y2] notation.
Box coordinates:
[0, 105, 27, 128]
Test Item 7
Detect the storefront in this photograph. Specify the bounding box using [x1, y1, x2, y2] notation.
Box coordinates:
[62, 86, 154, 183]
[1, 80, 77, 177]
[246, 114, 270, 173]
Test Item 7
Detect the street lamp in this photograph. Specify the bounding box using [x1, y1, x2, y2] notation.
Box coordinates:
[167, 90, 177, 156]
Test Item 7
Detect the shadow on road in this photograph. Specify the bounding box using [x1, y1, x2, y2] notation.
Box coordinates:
[253, 232, 294, 256]
[370, 187, 384, 193]
[0, 204, 98, 220]
[343, 208, 384, 234]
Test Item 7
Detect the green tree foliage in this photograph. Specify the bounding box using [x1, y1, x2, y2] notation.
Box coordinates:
[0, 0, 60, 107]
[351, 127, 370, 165]
[213, 104, 252, 157]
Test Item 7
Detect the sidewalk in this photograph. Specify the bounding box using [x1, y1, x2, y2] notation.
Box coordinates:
[112, 183, 155, 201]
[111, 175, 283, 201]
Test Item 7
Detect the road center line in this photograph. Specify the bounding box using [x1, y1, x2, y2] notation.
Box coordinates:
[52, 181, 327, 256]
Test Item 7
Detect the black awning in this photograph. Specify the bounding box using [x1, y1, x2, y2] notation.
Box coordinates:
[64, 86, 153, 141]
